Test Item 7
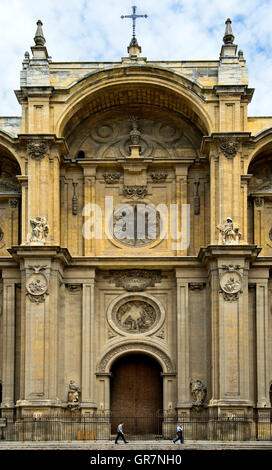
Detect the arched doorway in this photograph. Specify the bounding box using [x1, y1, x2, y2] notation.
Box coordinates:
[110, 353, 163, 436]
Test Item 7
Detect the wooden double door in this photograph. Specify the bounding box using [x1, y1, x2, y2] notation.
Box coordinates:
[110, 354, 163, 435]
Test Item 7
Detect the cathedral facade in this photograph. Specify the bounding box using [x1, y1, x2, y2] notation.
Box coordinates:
[0, 17, 271, 438]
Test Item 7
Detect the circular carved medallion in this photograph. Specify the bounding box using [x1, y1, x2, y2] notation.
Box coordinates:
[26, 272, 48, 296]
[116, 300, 156, 333]
[108, 293, 165, 336]
[219, 271, 242, 294]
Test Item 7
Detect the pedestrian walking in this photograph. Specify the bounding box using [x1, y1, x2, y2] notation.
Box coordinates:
[115, 422, 128, 444]
[173, 423, 184, 444]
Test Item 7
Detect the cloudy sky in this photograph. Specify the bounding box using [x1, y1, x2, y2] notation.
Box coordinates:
[0, 0, 272, 117]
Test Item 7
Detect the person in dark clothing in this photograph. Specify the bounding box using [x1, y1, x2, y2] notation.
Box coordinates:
[115, 423, 128, 444]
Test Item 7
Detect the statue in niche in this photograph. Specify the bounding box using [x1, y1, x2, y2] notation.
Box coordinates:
[190, 378, 207, 408]
[28, 216, 49, 244]
[68, 380, 81, 409]
[216, 217, 242, 245]
[129, 116, 141, 146]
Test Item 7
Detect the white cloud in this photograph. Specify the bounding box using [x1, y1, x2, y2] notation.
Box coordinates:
[0, 0, 271, 117]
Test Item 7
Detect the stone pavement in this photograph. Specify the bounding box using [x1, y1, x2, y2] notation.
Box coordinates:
[0, 440, 271, 450]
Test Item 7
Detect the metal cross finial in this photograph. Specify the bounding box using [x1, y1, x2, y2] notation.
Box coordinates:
[121, 5, 147, 42]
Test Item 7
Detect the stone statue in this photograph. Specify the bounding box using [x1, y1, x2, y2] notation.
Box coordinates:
[29, 216, 49, 244]
[129, 117, 141, 146]
[190, 378, 207, 408]
[68, 380, 81, 407]
[216, 217, 242, 245]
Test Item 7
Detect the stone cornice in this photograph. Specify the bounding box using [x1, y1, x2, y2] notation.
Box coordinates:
[198, 245, 261, 265]
[7, 246, 71, 265]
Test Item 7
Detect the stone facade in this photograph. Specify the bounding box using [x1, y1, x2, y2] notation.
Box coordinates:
[0, 18, 271, 431]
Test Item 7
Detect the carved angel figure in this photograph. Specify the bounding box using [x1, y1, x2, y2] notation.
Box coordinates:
[216, 217, 241, 245]
[29, 216, 49, 243]
[190, 378, 207, 407]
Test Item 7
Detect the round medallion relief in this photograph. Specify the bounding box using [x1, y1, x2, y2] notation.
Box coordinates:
[116, 300, 156, 333]
[107, 294, 165, 336]
[219, 271, 242, 294]
[26, 272, 48, 297]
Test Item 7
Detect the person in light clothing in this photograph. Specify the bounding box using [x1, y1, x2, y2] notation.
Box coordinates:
[173, 423, 184, 444]
[115, 423, 128, 444]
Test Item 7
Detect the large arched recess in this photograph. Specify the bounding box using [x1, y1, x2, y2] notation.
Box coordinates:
[0, 133, 22, 253]
[0, 131, 23, 174]
[245, 127, 272, 173]
[56, 65, 212, 139]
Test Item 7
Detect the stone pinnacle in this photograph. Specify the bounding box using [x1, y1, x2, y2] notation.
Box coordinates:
[223, 18, 235, 45]
[34, 19, 46, 47]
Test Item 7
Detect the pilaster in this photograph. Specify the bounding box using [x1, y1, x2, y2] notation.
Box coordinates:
[1, 278, 16, 414]
[199, 245, 260, 413]
[79, 162, 97, 256]
[8, 246, 70, 414]
[249, 267, 271, 408]
[175, 269, 191, 409]
[81, 269, 97, 411]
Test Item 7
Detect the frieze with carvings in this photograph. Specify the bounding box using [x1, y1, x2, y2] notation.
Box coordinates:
[109, 269, 162, 291]
[219, 137, 240, 159]
[76, 118, 201, 160]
